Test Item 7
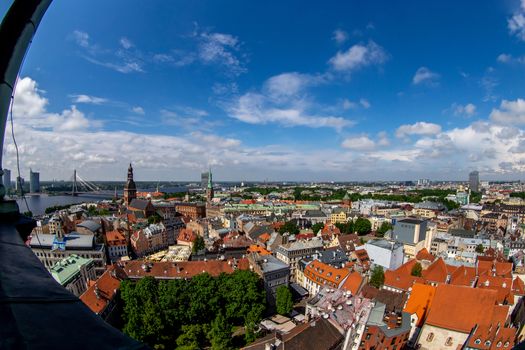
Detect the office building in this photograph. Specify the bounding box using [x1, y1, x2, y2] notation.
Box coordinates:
[15, 176, 24, 193]
[29, 169, 40, 193]
[29, 232, 107, 276]
[201, 171, 209, 189]
[469, 170, 479, 192]
[3, 168, 11, 190]
[50, 254, 96, 297]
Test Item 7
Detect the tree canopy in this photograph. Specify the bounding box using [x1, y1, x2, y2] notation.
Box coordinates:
[192, 235, 205, 253]
[354, 217, 372, 236]
[376, 222, 392, 237]
[279, 221, 299, 235]
[411, 262, 423, 277]
[120, 270, 266, 349]
[276, 285, 293, 315]
[370, 265, 385, 288]
[311, 222, 325, 234]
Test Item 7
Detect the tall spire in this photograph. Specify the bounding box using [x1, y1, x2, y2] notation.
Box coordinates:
[207, 166, 213, 189]
[127, 163, 133, 181]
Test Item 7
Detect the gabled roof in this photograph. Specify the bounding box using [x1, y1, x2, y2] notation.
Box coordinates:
[449, 265, 477, 287]
[416, 248, 435, 262]
[340, 271, 363, 295]
[129, 199, 152, 211]
[422, 257, 448, 284]
[404, 283, 436, 327]
[80, 265, 126, 315]
[384, 259, 423, 291]
[425, 285, 498, 333]
[512, 276, 525, 296]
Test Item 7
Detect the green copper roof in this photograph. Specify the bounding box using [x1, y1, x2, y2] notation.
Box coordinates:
[50, 254, 93, 286]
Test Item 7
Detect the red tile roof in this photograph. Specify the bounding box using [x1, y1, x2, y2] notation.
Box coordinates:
[304, 260, 349, 288]
[384, 259, 423, 291]
[448, 265, 477, 287]
[340, 271, 363, 295]
[404, 283, 436, 327]
[80, 265, 126, 315]
[121, 259, 249, 279]
[425, 285, 499, 333]
[416, 248, 435, 262]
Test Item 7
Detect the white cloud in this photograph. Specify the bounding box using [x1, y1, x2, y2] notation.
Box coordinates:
[264, 72, 324, 98]
[412, 67, 440, 85]
[69, 94, 109, 105]
[328, 41, 388, 72]
[229, 92, 352, 130]
[497, 53, 525, 64]
[342, 98, 370, 110]
[341, 135, 375, 151]
[360, 98, 371, 109]
[332, 29, 349, 44]
[84, 56, 144, 74]
[72, 30, 90, 48]
[198, 32, 246, 75]
[342, 99, 357, 110]
[396, 122, 442, 138]
[132, 106, 145, 115]
[451, 103, 476, 117]
[508, 0, 525, 41]
[377, 131, 390, 146]
[490, 98, 525, 124]
[120, 37, 133, 49]
[12, 77, 100, 132]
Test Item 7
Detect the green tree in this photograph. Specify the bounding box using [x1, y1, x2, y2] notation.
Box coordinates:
[176, 324, 207, 350]
[411, 262, 423, 277]
[279, 221, 299, 235]
[354, 217, 372, 236]
[147, 212, 162, 225]
[192, 235, 205, 253]
[376, 222, 392, 237]
[475, 244, 485, 254]
[335, 221, 354, 234]
[370, 265, 385, 288]
[276, 285, 293, 315]
[311, 222, 324, 234]
[208, 313, 232, 350]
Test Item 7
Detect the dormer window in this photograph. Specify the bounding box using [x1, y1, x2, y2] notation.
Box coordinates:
[485, 340, 491, 347]
[497, 341, 502, 347]
[474, 339, 481, 344]
[445, 337, 453, 346]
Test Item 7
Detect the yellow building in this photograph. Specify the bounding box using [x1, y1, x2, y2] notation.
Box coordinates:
[330, 208, 347, 224]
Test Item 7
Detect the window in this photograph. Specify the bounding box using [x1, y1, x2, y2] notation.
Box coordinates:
[426, 333, 434, 342]
[497, 341, 502, 347]
[445, 337, 453, 346]
[485, 340, 491, 347]
[474, 339, 481, 344]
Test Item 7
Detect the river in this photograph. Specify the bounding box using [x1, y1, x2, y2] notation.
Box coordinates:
[14, 186, 188, 216]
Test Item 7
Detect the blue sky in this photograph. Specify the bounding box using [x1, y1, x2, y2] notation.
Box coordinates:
[2, 0, 525, 181]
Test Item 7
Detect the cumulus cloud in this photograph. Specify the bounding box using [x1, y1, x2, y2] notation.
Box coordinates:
[508, 0, 525, 41]
[69, 94, 109, 105]
[490, 98, 525, 124]
[497, 53, 525, 64]
[132, 106, 145, 115]
[341, 135, 375, 151]
[229, 92, 352, 130]
[332, 29, 349, 44]
[412, 67, 440, 85]
[451, 103, 476, 117]
[12, 77, 100, 132]
[328, 41, 388, 72]
[264, 72, 322, 98]
[396, 122, 442, 138]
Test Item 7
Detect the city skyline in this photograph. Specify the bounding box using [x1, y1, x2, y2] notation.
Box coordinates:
[2, 0, 525, 181]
